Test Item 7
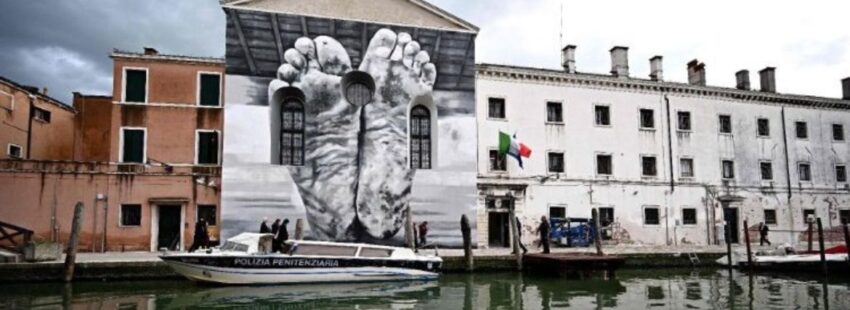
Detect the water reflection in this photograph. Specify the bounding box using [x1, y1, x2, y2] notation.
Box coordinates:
[1, 269, 848, 309]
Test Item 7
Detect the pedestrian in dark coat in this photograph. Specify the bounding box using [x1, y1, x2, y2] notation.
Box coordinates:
[759, 222, 771, 246]
[536, 216, 551, 254]
[271, 219, 282, 252]
[188, 218, 208, 252]
[418, 221, 429, 248]
[516, 217, 528, 254]
[260, 217, 271, 234]
[277, 219, 290, 253]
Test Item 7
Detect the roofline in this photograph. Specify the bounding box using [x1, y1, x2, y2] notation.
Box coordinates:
[110, 50, 225, 65]
[0, 75, 74, 112]
[221, 0, 478, 34]
[476, 63, 850, 110]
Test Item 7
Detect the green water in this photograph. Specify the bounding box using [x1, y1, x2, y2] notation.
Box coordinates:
[1, 269, 848, 309]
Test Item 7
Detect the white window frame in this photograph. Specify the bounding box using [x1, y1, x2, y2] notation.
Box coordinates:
[640, 154, 658, 178]
[196, 71, 223, 107]
[546, 151, 565, 174]
[486, 96, 507, 121]
[721, 159, 735, 180]
[763, 209, 778, 226]
[118, 203, 143, 227]
[794, 120, 808, 140]
[759, 160, 774, 181]
[638, 108, 655, 130]
[195, 129, 222, 165]
[488, 148, 507, 173]
[593, 103, 612, 127]
[835, 163, 847, 183]
[676, 110, 692, 132]
[679, 157, 695, 179]
[121, 67, 149, 104]
[7, 143, 22, 159]
[798, 161, 812, 182]
[681, 207, 698, 226]
[832, 123, 845, 142]
[544, 100, 564, 125]
[718, 113, 733, 135]
[756, 117, 770, 138]
[119, 127, 147, 164]
[595, 152, 614, 177]
[642, 205, 661, 226]
[0, 89, 14, 111]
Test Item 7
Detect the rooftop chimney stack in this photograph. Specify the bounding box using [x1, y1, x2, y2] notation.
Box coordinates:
[609, 46, 629, 78]
[41, 87, 48, 96]
[759, 67, 776, 93]
[143, 47, 159, 55]
[561, 45, 577, 74]
[649, 56, 663, 81]
[687, 59, 706, 86]
[842, 77, 850, 100]
[735, 70, 750, 90]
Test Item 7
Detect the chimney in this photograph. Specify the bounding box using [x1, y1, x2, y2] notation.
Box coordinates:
[609, 46, 629, 78]
[143, 47, 159, 55]
[687, 59, 706, 86]
[735, 70, 750, 90]
[843, 77, 850, 100]
[759, 67, 776, 93]
[649, 56, 663, 81]
[41, 87, 48, 96]
[561, 45, 576, 74]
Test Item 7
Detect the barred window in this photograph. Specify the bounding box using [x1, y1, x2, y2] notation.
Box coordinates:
[410, 105, 431, 169]
[280, 99, 304, 166]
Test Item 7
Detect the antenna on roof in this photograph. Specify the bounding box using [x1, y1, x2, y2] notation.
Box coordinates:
[559, 0, 565, 48]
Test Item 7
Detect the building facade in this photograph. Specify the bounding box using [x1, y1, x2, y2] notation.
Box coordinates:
[220, 0, 480, 246]
[0, 48, 224, 252]
[476, 46, 850, 247]
[0, 76, 76, 161]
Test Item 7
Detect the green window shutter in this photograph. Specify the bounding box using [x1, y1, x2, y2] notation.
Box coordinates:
[125, 70, 147, 103]
[198, 132, 219, 164]
[199, 74, 221, 106]
[122, 129, 145, 163]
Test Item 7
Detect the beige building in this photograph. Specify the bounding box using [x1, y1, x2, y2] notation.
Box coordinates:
[0, 76, 76, 161]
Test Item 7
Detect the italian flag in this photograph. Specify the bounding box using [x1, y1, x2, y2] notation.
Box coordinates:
[498, 131, 532, 168]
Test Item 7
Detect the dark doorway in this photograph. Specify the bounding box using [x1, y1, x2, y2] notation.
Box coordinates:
[723, 207, 739, 243]
[488, 212, 510, 247]
[157, 205, 182, 250]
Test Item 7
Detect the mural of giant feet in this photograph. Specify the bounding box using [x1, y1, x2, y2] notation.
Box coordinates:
[268, 28, 437, 242]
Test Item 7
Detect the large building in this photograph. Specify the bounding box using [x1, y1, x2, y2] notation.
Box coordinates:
[0, 48, 224, 252]
[476, 46, 850, 247]
[0, 76, 76, 161]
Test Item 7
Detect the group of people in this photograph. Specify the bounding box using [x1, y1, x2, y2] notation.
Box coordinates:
[188, 218, 210, 253]
[512, 216, 551, 255]
[260, 217, 290, 253]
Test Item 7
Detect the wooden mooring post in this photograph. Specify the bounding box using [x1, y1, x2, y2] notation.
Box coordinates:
[63, 202, 84, 282]
[743, 220, 752, 272]
[844, 223, 850, 269]
[460, 215, 473, 272]
[725, 224, 733, 269]
[592, 208, 603, 256]
[808, 220, 814, 252]
[508, 208, 522, 271]
[294, 219, 304, 240]
[816, 218, 827, 275]
[405, 209, 416, 251]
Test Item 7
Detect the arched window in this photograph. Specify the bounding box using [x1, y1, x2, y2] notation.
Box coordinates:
[281, 99, 304, 166]
[410, 105, 431, 169]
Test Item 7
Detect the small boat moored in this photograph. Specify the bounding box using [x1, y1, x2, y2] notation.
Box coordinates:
[160, 233, 442, 285]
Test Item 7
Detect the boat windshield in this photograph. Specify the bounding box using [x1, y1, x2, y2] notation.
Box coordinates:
[220, 241, 249, 252]
[292, 244, 357, 257]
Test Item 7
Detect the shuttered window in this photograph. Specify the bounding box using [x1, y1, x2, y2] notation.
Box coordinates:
[199, 73, 221, 106]
[124, 69, 147, 103]
[197, 131, 219, 165]
[121, 128, 145, 163]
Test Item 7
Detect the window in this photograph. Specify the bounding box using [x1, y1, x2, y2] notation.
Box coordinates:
[798, 163, 811, 181]
[840, 209, 850, 225]
[120, 128, 146, 163]
[32, 107, 51, 123]
[488, 98, 505, 119]
[547, 152, 564, 173]
[833, 124, 844, 141]
[549, 206, 566, 219]
[757, 118, 770, 137]
[485, 198, 497, 209]
[7, 144, 22, 159]
[639, 109, 654, 129]
[197, 205, 217, 226]
[764, 209, 777, 225]
[196, 131, 220, 165]
[644, 207, 660, 225]
[280, 99, 304, 166]
[120, 204, 142, 226]
[682, 208, 697, 225]
[803, 209, 815, 223]
[596, 154, 612, 175]
[123, 68, 147, 103]
[594, 105, 610, 126]
[837, 165, 847, 183]
[546, 102, 563, 123]
[677, 111, 691, 131]
[721, 160, 735, 180]
[680, 158, 694, 178]
[641, 156, 657, 177]
[795, 121, 808, 139]
[718, 115, 732, 134]
[198, 73, 221, 107]
[489, 150, 506, 171]
[760, 162, 773, 181]
[599, 207, 614, 226]
[410, 105, 431, 169]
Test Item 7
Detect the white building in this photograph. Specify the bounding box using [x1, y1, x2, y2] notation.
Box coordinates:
[476, 45, 850, 247]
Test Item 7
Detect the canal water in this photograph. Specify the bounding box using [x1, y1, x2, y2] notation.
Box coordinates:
[1, 269, 848, 309]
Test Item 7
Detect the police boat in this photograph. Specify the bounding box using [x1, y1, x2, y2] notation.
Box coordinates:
[160, 233, 442, 285]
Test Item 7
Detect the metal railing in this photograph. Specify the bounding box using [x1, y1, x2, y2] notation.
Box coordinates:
[0, 221, 33, 252]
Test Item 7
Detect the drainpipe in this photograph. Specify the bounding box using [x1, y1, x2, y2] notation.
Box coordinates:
[26, 95, 36, 159]
[664, 94, 674, 245]
[780, 106, 794, 244]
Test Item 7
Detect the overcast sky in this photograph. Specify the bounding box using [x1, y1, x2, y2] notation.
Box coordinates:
[1, 0, 848, 104]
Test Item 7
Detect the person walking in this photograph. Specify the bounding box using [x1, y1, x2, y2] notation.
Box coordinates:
[260, 217, 271, 234]
[277, 219, 290, 253]
[759, 222, 771, 246]
[418, 221, 429, 248]
[536, 216, 551, 254]
[188, 218, 208, 253]
[515, 217, 528, 254]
